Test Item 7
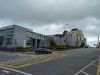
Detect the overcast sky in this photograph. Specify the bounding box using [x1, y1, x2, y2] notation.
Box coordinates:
[0, 0, 100, 46]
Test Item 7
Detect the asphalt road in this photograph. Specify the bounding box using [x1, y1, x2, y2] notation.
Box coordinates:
[0, 52, 22, 61]
[0, 48, 100, 75]
[18, 48, 100, 75]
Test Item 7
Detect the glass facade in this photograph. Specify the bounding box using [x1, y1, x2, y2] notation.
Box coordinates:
[0, 36, 4, 46]
[5, 38, 12, 45]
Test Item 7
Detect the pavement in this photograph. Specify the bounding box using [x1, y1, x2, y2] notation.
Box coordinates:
[0, 48, 99, 75]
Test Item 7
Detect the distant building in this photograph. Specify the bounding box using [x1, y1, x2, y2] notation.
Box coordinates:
[70, 28, 86, 47]
[48, 31, 74, 47]
[64, 31, 76, 47]
[48, 28, 86, 47]
[53, 34, 65, 45]
[0, 25, 48, 48]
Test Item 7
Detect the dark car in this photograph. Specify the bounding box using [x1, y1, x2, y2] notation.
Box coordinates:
[35, 48, 52, 54]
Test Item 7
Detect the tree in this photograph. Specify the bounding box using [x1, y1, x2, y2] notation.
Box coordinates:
[80, 42, 85, 48]
[49, 39, 57, 48]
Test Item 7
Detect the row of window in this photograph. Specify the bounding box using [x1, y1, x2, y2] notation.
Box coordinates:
[0, 37, 12, 45]
[0, 28, 13, 32]
[27, 31, 48, 39]
[34, 34, 47, 39]
[0, 29, 14, 35]
[6, 38, 12, 45]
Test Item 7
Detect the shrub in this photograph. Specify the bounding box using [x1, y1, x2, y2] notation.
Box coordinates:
[16, 47, 24, 49]
[54, 44, 70, 49]
[14, 46, 33, 52]
[25, 45, 33, 49]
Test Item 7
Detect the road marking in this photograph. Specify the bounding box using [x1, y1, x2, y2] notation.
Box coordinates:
[2, 70, 10, 73]
[0, 52, 71, 68]
[13, 53, 71, 68]
[81, 71, 90, 75]
[1, 74, 6, 75]
[91, 63, 97, 67]
[96, 56, 100, 75]
[1, 67, 32, 75]
[74, 59, 98, 75]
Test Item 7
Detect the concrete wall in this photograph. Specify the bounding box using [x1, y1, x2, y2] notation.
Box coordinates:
[53, 36, 65, 45]
[65, 34, 75, 47]
[13, 25, 27, 47]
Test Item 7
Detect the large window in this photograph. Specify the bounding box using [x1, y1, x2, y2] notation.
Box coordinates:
[6, 38, 12, 45]
[6, 29, 14, 35]
[26, 37, 33, 45]
[0, 28, 14, 35]
[0, 36, 4, 46]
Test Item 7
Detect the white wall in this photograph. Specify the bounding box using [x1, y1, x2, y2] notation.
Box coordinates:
[70, 29, 85, 47]
[13, 25, 27, 47]
[65, 34, 75, 47]
[53, 36, 65, 45]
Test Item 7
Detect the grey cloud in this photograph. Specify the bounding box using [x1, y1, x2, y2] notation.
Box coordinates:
[0, 0, 100, 25]
[0, 0, 100, 46]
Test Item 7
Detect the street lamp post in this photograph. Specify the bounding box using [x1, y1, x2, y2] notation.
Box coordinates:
[98, 35, 99, 43]
[0, 23, 5, 27]
[64, 24, 68, 31]
[64, 24, 68, 49]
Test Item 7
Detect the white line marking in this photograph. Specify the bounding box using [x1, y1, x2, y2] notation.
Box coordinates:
[1, 74, 6, 75]
[1, 67, 32, 75]
[81, 71, 90, 75]
[74, 59, 98, 75]
[2, 70, 10, 74]
[90, 64, 97, 67]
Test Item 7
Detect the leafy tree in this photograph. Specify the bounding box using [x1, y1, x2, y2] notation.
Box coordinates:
[80, 42, 85, 48]
[49, 39, 57, 48]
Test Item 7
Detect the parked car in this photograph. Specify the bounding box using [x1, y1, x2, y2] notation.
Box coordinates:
[35, 48, 52, 54]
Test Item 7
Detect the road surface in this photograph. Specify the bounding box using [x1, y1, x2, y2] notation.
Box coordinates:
[0, 48, 99, 75]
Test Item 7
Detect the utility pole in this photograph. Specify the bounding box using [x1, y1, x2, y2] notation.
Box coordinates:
[64, 24, 68, 31]
[0, 23, 5, 27]
[64, 24, 68, 49]
[98, 35, 100, 48]
[98, 35, 99, 43]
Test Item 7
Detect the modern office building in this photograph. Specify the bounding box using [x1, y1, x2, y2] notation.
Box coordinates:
[0, 25, 48, 48]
